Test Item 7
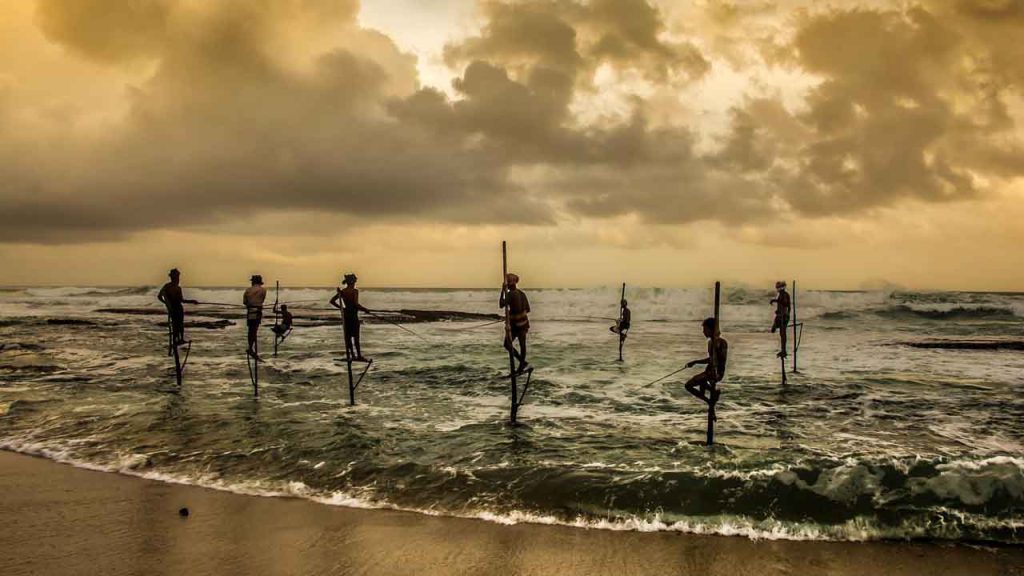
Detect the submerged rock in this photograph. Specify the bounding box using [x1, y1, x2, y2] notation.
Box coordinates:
[902, 339, 1024, 351]
[45, 318, 96, 326]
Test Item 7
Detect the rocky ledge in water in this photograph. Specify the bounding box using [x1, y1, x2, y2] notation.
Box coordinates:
[901, 339, 1024, 351]
[97, 307, 500, 324]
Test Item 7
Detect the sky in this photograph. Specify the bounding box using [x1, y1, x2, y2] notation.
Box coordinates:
[1, 0, 1023, 290]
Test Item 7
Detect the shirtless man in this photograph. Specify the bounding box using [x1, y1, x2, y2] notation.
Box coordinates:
[330, 273, 370, 362]
[157, 268, 198, 349]
[683, 317, 729, 418]
[500, 273, 531, 374]
[272, 303, 293, 339]
[243, 275, 267, 359]
[610, 299, 631, 343]
[770, 281, 791, 358]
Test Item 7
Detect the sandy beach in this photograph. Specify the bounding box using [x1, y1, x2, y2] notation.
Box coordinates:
[1, 451, 1020, 576]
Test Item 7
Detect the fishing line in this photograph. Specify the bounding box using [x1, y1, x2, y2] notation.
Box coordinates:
[439, 318, 505, 332]
[365, 310, 430, 342]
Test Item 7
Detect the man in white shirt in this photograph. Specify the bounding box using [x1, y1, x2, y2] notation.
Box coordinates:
[243, 275, 267, 359]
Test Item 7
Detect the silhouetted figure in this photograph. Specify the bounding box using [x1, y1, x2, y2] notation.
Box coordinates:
[330, 273, 370, 362]
[683, 317, 729, 418]
[272, 303, 293, 337]
[500, 273, 531, 374]
[243, 275, 266, 360]
[157, 268, 198, 347]
[771, 281, 791, 358]
[610, 299, 631, 342]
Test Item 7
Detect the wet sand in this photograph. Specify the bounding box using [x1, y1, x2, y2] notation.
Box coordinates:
[1, 451, 1021, 576]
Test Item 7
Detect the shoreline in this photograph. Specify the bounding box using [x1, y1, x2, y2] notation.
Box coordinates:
[1, 450, 1021, 576]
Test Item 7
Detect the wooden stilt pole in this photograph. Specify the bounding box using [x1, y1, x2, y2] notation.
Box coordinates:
[343, 312, 355, 406]
[252, 337, 259, 398]
[618, 282, 626, 362]
[172, 337, 183, 388]
[503, 241, 519, 425]
[707, 281, 720, 446]
[792, 280, 799, 373]
[273, 281, 281, 357]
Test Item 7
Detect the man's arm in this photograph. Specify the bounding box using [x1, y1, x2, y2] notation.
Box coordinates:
[499, 285, 507, 309]
[157, 285, 167, 305]
[355, 291, 370, 313]
[685, 357, 710, 368]
[329, 290, 342, 309]
[523, 292, 530, 314]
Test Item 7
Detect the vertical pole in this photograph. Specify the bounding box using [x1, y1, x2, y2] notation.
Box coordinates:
[707, 281, 720, 446]
[503, 241, 519, 424]
[173, 339, 183, 387]
[168, 313, 182, 387]
[253, 337, 259, 398]
[618, 282, 626, 362]
[792, 280, 798, 373]
[342, 302, 355, 406]
[273, 281, 280, 357]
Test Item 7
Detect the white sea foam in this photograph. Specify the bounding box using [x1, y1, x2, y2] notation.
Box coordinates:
[3, 440, 1021, 543]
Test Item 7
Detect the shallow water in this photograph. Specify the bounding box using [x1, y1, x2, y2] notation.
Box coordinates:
[1, 286, 1022, 542]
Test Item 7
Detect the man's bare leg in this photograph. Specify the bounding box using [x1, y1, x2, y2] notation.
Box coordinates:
[354, 336, 367, 362]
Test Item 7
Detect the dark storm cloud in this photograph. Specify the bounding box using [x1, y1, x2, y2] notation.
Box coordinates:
[1, 0, 549, 242]
[1, 0, 1023, 244]
[710, 2, 1024, 217]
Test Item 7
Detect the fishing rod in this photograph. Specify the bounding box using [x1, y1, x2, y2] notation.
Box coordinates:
[439, 318, 505, 332]
[365, 310, 430, 342]
[642, 366, 687, 387]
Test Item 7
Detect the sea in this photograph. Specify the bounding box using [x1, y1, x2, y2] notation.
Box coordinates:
[1, 285, 1022, 544]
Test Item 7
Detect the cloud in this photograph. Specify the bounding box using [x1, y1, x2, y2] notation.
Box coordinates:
[1, 0, 1023, 248]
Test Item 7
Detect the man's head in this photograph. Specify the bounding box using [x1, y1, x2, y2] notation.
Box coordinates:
[702, 317, 718, 338]
[343, 273, 357, 286]
[251, 274, 263, 286]
[280, 304, 288, 312]
[621, 299, 628, 307]
[775, 281, 786, 292]
[505, 273, 519, 287]
[168, 268, 181, 282]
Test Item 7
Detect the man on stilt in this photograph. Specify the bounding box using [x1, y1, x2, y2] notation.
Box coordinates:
[682, 317, 728, 420]
[610, 299, 631, 343]
[770, 281, 791, 359]
[157, 268, 198, 349]
[244, 275, 267, 361]
[500, 273, 531, 375]
[272, 304, 293, 341]
[330, 273, 370, 362]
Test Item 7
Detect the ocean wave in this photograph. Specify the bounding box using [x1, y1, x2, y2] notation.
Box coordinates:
[2, 439, 1021, 544]
[875, 305, 1018, 321]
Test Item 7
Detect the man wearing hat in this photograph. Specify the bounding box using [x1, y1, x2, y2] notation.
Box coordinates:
[157, 268, 199, 348]
[770, 281, 791, 358]
[330, 273, 370, 361]
[499, 273, 531, 374]
[243, 274, 267, 358]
